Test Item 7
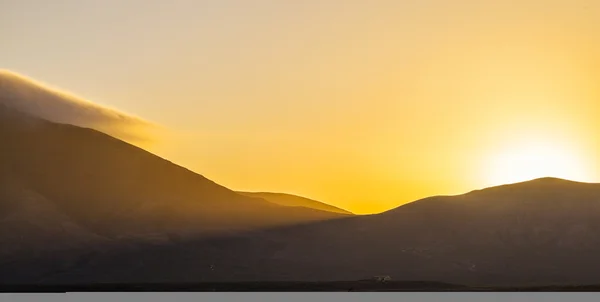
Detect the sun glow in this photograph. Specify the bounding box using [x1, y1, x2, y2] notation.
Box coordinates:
[487, 140, 591, 186]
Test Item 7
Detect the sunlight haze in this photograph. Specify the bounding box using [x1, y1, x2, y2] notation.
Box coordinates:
[2, 0, 599, 213]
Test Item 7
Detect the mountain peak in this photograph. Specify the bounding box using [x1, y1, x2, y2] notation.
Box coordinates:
[524, 176, 573, 183]
[493, 176, 592, 189]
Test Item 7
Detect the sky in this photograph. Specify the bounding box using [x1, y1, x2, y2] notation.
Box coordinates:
[2, 0, 599, 214]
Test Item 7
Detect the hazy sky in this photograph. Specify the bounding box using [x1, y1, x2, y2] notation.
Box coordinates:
[2, 0, 599, 213]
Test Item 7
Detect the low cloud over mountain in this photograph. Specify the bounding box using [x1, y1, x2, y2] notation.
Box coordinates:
[0, 69, 159, 145]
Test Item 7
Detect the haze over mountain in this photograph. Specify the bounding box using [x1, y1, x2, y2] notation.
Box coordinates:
[237, 192, 353, 215]
[0, 70, 157, 145]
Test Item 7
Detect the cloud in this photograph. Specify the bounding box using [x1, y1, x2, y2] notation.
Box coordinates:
[0, 69, 162, 146]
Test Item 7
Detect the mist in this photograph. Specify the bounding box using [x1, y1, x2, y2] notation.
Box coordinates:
[0, 69, 161, 147]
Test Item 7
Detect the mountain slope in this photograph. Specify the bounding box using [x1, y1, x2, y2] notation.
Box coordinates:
[31, 178, 600, 287]
[0, 175, 107, 260]
[0, 73, 354, 283]
[237, 192, 353, 215]
[255, 177, 600, 286]
[0, 103, 355, 282]
[0, 105, 347, 236]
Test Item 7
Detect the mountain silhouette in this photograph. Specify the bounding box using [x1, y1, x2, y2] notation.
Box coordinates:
[3, 72, 600, 288]
[0, 107, 348, 233]
[237, 192, 353, 215]
[17, 177, 600, 287]
[0, 75, 351, 282]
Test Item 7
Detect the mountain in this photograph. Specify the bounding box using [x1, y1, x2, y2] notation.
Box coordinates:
[0, 105, 346, 235]
[4, 72, 600, 288]
[23, 178, 600, 287]
[237, 192, 353, 215]
[0, 106, 352, 282]
[0, 73, 355, 283]
[251, 177, 600, 286]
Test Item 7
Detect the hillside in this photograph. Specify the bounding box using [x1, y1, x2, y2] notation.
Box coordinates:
[1, 105, 349, 234]
[255, 177, 600, 286]
[237, 192, 353, 215]
[25, 178, 600, 287]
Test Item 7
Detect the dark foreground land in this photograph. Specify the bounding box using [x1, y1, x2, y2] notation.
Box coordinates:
[3, 281, 600, 292]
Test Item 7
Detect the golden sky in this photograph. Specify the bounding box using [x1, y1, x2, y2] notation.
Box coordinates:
[2, 0, 599, 213]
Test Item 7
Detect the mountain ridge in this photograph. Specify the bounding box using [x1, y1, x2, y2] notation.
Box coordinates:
[237, 191, 353, 215]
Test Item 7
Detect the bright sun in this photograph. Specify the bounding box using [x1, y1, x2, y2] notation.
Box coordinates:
[487, 140, 590, 186]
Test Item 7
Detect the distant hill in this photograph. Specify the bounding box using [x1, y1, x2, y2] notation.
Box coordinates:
[29, 178, 600, 287]
[237, 192, 353, 215]
[245, 177, 600, 286]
